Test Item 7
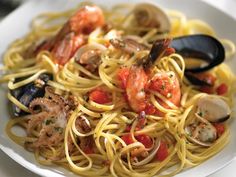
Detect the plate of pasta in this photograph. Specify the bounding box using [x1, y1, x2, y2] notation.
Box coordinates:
[0, 0, 236, 177]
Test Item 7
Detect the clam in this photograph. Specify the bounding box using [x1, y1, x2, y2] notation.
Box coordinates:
[196, 95, 231, 123]
[74, 43, 106, 72]
[133, 3, 171, 33]
[185, 116, 217, 147]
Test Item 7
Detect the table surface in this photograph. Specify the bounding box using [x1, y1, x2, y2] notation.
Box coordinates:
[1, 0, 236, 176]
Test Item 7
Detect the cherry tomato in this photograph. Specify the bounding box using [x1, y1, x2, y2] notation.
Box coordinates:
[216, 83, 228, 95]
[89, 89, 111, 104]
[156, 141, 168, 161]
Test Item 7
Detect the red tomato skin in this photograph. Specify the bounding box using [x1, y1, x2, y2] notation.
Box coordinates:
[89, 89, 111, 104]
[121, 134, 134, 145]
[144, 103, 164, 116]
[135, 134, 153, 148]
[121, 133, 153, 149]
[213, 123, 225, 137]
[216, 83, 228, 95]
[156, 141, 169, 161]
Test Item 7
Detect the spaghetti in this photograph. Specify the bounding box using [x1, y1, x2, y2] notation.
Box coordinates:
[1, 2, 236, 177]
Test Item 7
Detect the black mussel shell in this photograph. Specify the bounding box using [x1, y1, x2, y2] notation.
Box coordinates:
[10, 73, 52, 116]
[171, 34, 225, 73]
[185, 72, 213, 86]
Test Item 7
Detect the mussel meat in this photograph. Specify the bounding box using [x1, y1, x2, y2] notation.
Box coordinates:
[11, 73, 52, 116]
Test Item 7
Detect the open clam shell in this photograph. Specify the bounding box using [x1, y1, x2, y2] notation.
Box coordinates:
[133, 3, 171, 33]
[197, 95, 231, 123]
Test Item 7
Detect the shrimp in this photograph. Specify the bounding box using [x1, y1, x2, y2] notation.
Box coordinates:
[126, 65, 148, 112]
[126, 67, 181, 113]
[125, 38, 180, 113]
[37, 5, 105, 65]
[149, 72, 181, 107]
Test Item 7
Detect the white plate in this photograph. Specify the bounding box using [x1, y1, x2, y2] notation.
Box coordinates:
[0, 0, 236, 177]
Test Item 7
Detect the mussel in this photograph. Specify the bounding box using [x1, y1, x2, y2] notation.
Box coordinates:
[171, 34, 225, 73]
[10, 73, 52, 116]
[146, 34, 225, 86]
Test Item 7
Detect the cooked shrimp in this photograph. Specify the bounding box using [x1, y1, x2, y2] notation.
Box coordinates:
[149, 72, 181, 107]
[126, 68, 181, 113]
[126, 65, 148, 112]
[37, 5, 105, 65]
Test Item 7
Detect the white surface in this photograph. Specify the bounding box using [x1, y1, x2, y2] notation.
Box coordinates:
[0, 0, 236, 177]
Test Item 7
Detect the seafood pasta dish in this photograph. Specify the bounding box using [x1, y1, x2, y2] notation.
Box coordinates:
[1, 2, 236, 177]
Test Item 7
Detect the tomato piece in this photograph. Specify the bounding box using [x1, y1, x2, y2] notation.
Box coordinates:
[89, 89, 111, 104]
[216, 83, 228, 95]
[121, 134, 134, 145]
[213, 123, 225, 137]
[199, 86, 214, 94]
[145, 103, 156, 115]
[135, 134, 153, 148]
[156, 141, 168, 161]
[117, 67, 130, 89]
[121, 133, 153, 149]
[144, 103, 164, 116]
